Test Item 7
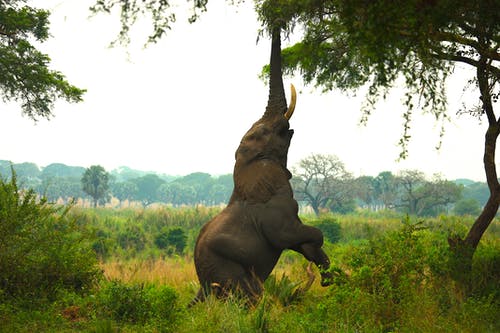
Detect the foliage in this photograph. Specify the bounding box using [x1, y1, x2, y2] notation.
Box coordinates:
[264, 273, 302, 306]
[0, 172, 101, 300]
[453, 198, 482, 216]
[0, 207, 499, 332]
[396, 170, 462, 215]
[0, 1, 85, 119]
[81, 165, 110, 207]
[97, 280, 181, 328]
[317, 217, 500, 332]
[117, 224, 147, 253]
[257, 0, 500, 257]
[2, 160, 483, 215]
[257, 0, 499, 156]
[154, 227, 187, 254]
[311, 217, 342, 243]
[130, 173, 165, 206]
[90, 0, 210, 45]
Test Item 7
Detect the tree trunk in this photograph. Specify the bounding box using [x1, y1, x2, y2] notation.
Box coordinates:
[448, 57, 500, 277]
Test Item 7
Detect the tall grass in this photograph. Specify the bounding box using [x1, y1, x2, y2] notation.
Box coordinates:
[2, 205, 499, 332]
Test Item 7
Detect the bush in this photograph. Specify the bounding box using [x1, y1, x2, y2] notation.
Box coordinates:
[117, 224, 147, 252]
[315, 218, 342, 243]
[0, 173, 101, 300]
[98, 280, 180, 328]
[155, 227, 187, 254]
[319, 218, 431, 331]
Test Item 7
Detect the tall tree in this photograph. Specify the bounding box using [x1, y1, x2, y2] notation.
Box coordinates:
[0, 1, 84, 119]
[255, 0, 499, 261]
[81, 165, 110, 207]
[373, 171, 398, 209]
[291, 154, 353, 215]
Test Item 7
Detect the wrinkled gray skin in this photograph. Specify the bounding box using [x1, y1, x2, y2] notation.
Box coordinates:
[193, 27, 332, 304]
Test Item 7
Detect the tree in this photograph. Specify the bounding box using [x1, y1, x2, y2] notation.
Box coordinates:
[174, 172, 213, 204]
[373, 171, 398, 209]
[353, 175, 376, 209]
[396, 171, 462, 216]
[157, 182, 196, 206]
[130, 174, 165, 206]
[416, 175, 462, 216]
[41, 163, 85, 180]
[0, 1, 84, 119]
[81, 165, 110, 207]
[454, 198, 482, 216]
[291, 154, 354, 215]
[255, 0, 499, 261]
[111, 181, 138, 206]
[396, 170, 427, 215]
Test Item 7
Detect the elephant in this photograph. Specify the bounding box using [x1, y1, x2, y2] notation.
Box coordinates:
[192, 25, 332, 304]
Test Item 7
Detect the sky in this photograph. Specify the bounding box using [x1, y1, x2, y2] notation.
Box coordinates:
[0, 0, 491, 181]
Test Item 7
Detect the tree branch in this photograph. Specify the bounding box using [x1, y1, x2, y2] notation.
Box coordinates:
[430, 50, 500, 80]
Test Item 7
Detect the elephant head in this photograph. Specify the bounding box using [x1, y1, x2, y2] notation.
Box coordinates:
[192, 26, 332, 305]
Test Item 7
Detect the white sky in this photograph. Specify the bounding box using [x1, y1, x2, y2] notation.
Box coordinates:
[0, 0, 491, 181]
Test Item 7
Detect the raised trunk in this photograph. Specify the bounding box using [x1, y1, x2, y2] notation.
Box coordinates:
[264, 26, 287, 118]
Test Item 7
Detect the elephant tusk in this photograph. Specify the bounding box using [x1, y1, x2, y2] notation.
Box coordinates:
[284, 84, 296, 120]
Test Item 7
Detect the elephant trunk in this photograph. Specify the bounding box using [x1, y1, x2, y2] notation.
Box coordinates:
[264, 26, 287, 118]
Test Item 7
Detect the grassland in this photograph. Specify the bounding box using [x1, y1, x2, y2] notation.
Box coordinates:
[1, 206, 499, 332]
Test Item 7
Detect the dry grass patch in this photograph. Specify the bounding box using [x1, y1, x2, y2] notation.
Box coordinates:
[101, 256, 197, 289]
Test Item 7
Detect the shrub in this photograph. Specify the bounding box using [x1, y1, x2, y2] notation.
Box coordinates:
[320, 217, 431, 331]
[0, 172, 101, 300]
[315, 218, 342, 243]
[117, 224, 147, 252]
[155, 227, 187, 254]
[98, 280, 180, 328]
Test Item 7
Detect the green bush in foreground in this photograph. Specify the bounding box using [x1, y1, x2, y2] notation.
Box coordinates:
[0, 173, 101, 300]
[97, 280, 181, 330]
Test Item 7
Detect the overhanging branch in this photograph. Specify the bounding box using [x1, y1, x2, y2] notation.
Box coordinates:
[430, 50, 500, 80]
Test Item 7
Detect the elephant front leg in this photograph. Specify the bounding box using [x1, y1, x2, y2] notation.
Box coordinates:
[291, 243, 333, 286]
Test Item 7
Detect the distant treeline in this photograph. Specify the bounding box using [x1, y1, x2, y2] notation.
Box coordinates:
[0, 160, 490, 216]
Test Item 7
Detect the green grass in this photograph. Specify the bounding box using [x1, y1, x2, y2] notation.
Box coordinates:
[1, 206, 499, 332]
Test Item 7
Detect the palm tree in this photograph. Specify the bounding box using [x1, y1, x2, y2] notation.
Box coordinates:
[81, 165, 109, 207]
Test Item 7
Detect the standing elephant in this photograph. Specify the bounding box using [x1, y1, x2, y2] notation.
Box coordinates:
[192, 26, 332, 304]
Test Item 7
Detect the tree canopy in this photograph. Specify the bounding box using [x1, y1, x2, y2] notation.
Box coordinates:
[0, 1, 85, 119]
[253, 0, 499, 261]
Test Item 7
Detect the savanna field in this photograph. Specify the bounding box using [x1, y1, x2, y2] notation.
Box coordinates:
[1, 180, 499, 332]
